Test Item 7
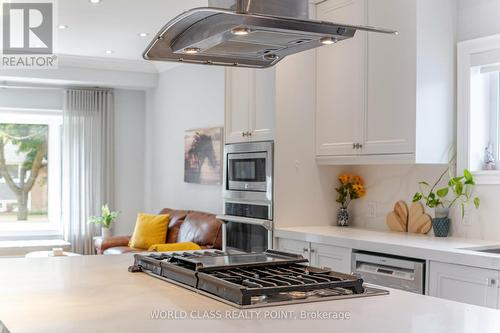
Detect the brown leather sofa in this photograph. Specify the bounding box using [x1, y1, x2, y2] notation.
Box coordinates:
[95, 208, 223, 255]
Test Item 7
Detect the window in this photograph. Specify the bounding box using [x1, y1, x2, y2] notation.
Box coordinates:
[0, 110, 62, 238]
[469, 69, 499, 171]
[458, 35, 500, 184]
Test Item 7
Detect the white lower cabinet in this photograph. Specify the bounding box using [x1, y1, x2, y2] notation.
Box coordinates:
[276, 238, 352, 274]
[429, 261, 500, 309]
[310, 243, 352, 274]
[276, 238, 309, 257]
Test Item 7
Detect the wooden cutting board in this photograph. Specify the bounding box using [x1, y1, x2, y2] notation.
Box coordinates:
[407, 202, 432, 234]
[386, 201, 408, 232]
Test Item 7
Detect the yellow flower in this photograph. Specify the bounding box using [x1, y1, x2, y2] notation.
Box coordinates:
[357, 188, 367, 198]
[339, 173, 352, 185]
[352, 175, 364, 186]
[352, 183, 362, 192]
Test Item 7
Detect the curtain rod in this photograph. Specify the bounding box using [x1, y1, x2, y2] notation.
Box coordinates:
[0, 83, 112, 91]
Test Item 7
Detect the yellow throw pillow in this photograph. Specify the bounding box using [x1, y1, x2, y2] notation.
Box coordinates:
[128, 213, 170, 250]
[148, 242, 202, 252]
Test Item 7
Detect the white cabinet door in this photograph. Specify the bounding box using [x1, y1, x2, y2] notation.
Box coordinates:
[316, 0, 366, 156]
[250, 67, 276, 142]
[362, 0, 414, 155]
[310, 243, 352, 274]
[429, 261, 499, 309]
[225, 68, 251, 143]
[276, 238, 310, 259]
[225, 68, 275, 143]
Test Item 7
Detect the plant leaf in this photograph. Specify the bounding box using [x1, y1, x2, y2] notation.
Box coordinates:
[455, 182, 463, 196]
[413, 193, 422, 202]
[419, 181, 430, 187]
[464, 169, 473, 182]
[436, 187, 449, 198]
[474, 197, 481, 209]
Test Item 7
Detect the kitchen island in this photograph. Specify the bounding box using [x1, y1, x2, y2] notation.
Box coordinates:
[0, 254, 498, 333]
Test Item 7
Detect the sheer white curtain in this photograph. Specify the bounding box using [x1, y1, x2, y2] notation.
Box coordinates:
[62, 89, 115, 255]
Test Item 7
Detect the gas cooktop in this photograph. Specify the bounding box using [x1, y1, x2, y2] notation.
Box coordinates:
[129, 250, 388, 308]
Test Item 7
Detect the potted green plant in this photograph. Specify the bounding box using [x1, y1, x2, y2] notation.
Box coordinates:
[413, 168, 480, 237]
[89, 204, 119, 239]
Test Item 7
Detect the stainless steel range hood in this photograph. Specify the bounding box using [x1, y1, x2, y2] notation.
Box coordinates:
[144, 0, 397, 68]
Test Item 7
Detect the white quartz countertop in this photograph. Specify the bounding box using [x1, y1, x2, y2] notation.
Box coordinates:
[0, 254, 499, 333]
[275, 226, 500, 270]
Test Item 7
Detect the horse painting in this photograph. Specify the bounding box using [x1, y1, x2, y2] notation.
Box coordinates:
[184, 128, 222, 185]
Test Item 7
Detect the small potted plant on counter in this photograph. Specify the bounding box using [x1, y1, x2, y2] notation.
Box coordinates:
[335, 173, 366, 227]
[413, 168, 480, 237]
[89, 204, 119, 239]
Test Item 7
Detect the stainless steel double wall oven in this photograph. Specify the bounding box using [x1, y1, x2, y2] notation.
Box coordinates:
[218, 141, 273, 253]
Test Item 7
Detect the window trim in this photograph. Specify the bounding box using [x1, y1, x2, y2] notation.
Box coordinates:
[458, 34, 500, 185]
[0, 108, 63, 238]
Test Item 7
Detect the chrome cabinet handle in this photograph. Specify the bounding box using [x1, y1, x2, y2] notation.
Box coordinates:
[248, 132, 252, 136]
[353, 143, 363, 149]
[310, 248, 316, 253]
[489, 278, 497, 286]
[242, 132, 246, 137]
[303, 248, 309, 253]
[352, 143, 357, 149]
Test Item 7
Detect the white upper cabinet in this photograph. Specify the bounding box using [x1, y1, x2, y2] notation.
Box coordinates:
[316, 0, 455, 165]
[316, 0, 366, 156]
[225, 68, 252, 143]
[363, 0, 415, 156]
[225, 67, 275, 144]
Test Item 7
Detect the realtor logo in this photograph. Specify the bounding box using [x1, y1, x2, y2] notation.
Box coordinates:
[3, 2, 53, 54]
[1, 1, 57, 68]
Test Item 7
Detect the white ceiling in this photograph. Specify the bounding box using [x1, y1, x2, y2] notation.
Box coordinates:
[55, 0, 207, 62]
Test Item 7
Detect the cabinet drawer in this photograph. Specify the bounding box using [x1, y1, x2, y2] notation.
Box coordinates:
[276, 238, 309, 258]
[311, 243, 352, 274]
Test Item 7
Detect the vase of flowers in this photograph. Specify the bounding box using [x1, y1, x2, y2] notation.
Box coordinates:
[413, 167, 480, 237]
[335, 173, 366, 227]
[89, 204, 119, 239]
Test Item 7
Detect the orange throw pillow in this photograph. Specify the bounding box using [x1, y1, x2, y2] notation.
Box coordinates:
[128, 213, 170, 250]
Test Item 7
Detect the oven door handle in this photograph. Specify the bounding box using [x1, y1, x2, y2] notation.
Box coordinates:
[216, 215, 273, 231]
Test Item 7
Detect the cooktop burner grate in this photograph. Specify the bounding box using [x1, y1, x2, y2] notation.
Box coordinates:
[129, 250, 388, 308]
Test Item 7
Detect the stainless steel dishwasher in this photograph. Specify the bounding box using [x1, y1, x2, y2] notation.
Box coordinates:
[352, 251, 425, 294]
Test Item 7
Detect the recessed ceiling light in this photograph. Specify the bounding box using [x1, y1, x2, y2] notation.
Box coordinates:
[320, 37, 338, 45]
[57, 25, 68, 29]
[105, 50, 114, 54]
[183, 47, 201, 54]
[138, 32, 150, 37]
[231, 27, 252, 36]
[89, 0, 101, 4]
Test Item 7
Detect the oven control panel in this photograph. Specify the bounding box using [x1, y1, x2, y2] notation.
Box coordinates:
[225, 202, 270, 220]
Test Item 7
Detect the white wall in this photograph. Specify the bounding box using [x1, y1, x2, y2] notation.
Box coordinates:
[113, 89, 146, 235]
[144, 65, 225, 215]
[458, 0, 500, 41]
[274, 51, 342, 228]
[0, 88, 63, 109]
[0, 87, 146, 236]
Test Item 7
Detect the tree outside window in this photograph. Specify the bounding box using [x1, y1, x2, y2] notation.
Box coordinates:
[0, 124, 49, 222]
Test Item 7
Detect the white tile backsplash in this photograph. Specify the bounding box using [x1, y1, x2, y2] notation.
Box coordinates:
[346, 165, 500, 241]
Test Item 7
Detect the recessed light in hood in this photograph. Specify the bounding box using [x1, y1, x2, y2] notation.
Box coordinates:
[320, 37, 338, 45]
[143, 0, 398, 69]
[231, 27, 252, 36]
